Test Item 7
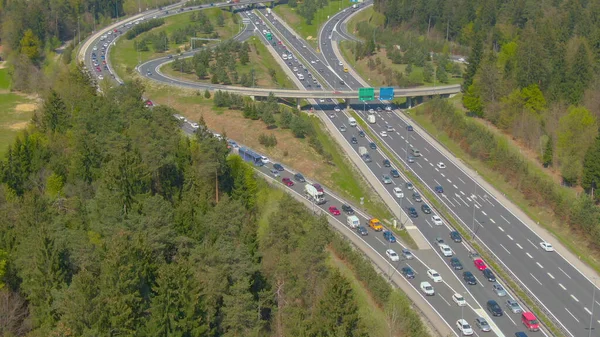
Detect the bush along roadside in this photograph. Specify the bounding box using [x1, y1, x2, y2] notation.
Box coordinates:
[348, 109, 565, 337]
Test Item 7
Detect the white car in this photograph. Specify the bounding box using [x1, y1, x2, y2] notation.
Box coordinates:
[385, 106, 392, 111]
[293, 67, 298, 72]
[93, 46, 98, 51]
[437, 162, 446, 169]
[393, 187, 403, 198]
[261, 156, 270, 164]
[540, 242, 554, 252]
[456, 319, 474, 335]
[452, 293, 467, 306]
[334, 106, 341, 112]
[368, 108, 374, 114]
[386, 249, 400, 262]
[380, 131, 388, 137]
[420, 281, 434, 296]
[427, 269, 442, 283]
[319, 99, 325, 103]
[190, 122, 199, 129]
[439, 244, 453, 257]
[432, 215, 443, 226]
[98, 75, 104, 80]
[338, 61, 343, 66]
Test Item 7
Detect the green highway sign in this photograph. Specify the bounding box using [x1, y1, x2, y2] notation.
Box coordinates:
[358, 87, 374, 101]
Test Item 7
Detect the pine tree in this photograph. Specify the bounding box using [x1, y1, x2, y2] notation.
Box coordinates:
[543, 135, 554, 168]
[42, 90, 69, 133]
[436, 64, 449, 83]
[204, 89, 211, 99]
[262, 110, 276, 128]
[423, 62, 434, 83]
[463, 34, 483, 90]
[582, 133, 600, 198]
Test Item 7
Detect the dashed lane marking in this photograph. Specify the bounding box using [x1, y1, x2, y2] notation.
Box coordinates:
[429, 162, 434, 167]
[536, 262, 543, 269]
[571, 294, 579, 302]
[440, 173, 445, 178]
[458, 177, 466, 184]
[498, 227, 504, 232]
[559, 283, 566, 290]
[558, 267, 572, 279]
[527, 238, 537, 248]
[507, 235, 514, 240]
[526, 252, 532, 258]
[490, 218, 496, 224]
[424, 157, 429, 161]
[585, 307, 592, 315]
[460, 190, 466, 196]
[417, 162, 423, 168]
[453, 184, 458, 189]
[447, 178, 452, 183]
[530, 273, 543, 285]
[452, 197, 462, 207]
[565, 308, 580, 322]
[548, 273, 554, 279]
[481, 210, 487, 216]
[516, 243, 523, 249]
[500, 215, 509, 223]
[500, 244, 511, 254]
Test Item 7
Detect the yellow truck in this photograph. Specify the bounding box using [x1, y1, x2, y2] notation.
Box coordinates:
[369, 218, 383, 231]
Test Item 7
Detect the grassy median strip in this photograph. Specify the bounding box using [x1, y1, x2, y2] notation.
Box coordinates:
[349, 109, 564, 336]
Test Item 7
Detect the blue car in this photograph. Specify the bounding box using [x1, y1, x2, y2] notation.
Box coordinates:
[273, 163, 284, 171]
[383, 230, 396, 243]
[406, 125, 414, 131]
[390, 169, 400, 178]
[435, 185, 444, 193]
[407, 207, 418, 218]
[357, 226, 368, 236]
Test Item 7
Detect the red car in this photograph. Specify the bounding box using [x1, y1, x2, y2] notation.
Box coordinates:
[313, 183, 324, 193]
[282, 177, 294, 187]
[474, 259, 487, 271]
[328, 206, 341, 216]
[144, 100, 154, 107]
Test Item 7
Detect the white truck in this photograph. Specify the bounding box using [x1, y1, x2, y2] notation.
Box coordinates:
[346, 215, 360, 228]
[305, 184, 326, 204]
[358, 146, 368, 157]
[368, 114, 376, 124]
[348, 117, 357, 127]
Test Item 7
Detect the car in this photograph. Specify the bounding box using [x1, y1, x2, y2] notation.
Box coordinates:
[313, 184, 324, 193]
[386, 125, 395, 132]
[368, 108, 374, 114]
[439, 244, 453, 257]
[385, 106, 392, 111]
[482, 268, 496, 282]
[406, 182, 414, 190]
[383, 159, 391, 167]
[319, 98, 325, 103]
[363, 154, 372, 162]
[487, 300, 503, 316]
[437, 162, 446, 169]
[334, 106, 341, 112]
[474, 317, 491, 332]
[463, 271, 477, 285]
[270, 169, 280, 177]
[407, 207, 418, 218]
[261, 156, 270, 164]
[506, 299, 522, 314]
[401, 248, 414, 259]
[358, 130, 365, 137]
[435, 185, 444, 193]
[412, 192, 422, 202]
[540, 241, 554, 252]
[369, 142, 376, 150]
[273, 163, 284, 171]
[450, 231, 462, 242]
[342, 204, 354, 215]
[351, 136, 358, 144]
[356, 226, 368, 236]
[293, 67, 298, 72]
[407, 156, 415, 163]
[340, 80, 345, 85]
[450, 257, 463, 270]
[380, 131, 388, 137]
[421, 204, 431, 214]
[393, 187, 404, 198]
[383, 231, 397, 243]
[282, 177, 294, 186]
[432, 215, 444, 226]
[420, 281, 434, 295]
[515, 333, 529, 337]
[386, 249, 400, 262]
[453, 294, 467, 306]
[434, 237, 445, 246]
[401, 266, 415, 279]
[340, 125, 346, 132]
[406, 125, 414, 131]
[390, 169, 400, 178]
[493, 283, 507, 297]
[427, 269, 442, 283]
[376, 107, 383, 112]
[456, 319, 474, 336]
[474, 259, 487, 271]
[294, 173, 305, 182]
[382, 175, 392, 184]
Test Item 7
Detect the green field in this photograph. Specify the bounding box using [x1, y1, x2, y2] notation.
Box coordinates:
[111, 8, 241, 79]
[273, 0, 354, 48]
[0, 68, 10, 90]
[0, 91, 35, 156]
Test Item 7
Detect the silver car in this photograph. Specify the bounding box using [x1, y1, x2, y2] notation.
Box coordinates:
[493, 283, 507, 297]
[474, 317, 491, 332]
[506, 299, 522, 313]
[382, 175, 392, 184]
[402, 248, 414, 259]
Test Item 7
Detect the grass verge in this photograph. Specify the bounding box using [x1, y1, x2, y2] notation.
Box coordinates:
[0, 68, 10, 90]
[0, 92, 37, 156]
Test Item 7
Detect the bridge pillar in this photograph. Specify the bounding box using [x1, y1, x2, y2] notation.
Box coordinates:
[296, 98, 301, 110]
[344, 98, 350, 109]
[406, 97, 412, 109]
[270, 1, 275, 8]
[229, 6, 233, 12]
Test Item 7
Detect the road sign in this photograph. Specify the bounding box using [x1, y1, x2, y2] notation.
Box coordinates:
[379, 87, 394, 101]
[358, 87, 374, 101]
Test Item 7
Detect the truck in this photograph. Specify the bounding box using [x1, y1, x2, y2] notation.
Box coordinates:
[368, 114, 376, 124]
[369, 218, 383, 231]
[358, 146, 368, 157]
[305, 184, 326, 205]
[346, 215, 360, 228]
[348, 117, 357, 127]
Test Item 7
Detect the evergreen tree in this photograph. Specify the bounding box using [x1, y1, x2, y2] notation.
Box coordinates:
[566, 43, 592, 104]
[280, 110, 294, 129]
[543, 136, 554, 168]
[262, 110, 276, 128]
[463, 34, 483, 90]
[204, 89, 211, 99]
[42, 90, 69, 133]
[583, 133, 600, 198]
[423, 62, 434, 82]
[436, 64, 448, 83]
[405, 63, 413, 76]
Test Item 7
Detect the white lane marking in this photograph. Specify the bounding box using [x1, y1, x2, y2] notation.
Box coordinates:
[585, 307, 592, 315]
[467, 197, 472, 202]
[500, 215, 509, 223]
[481, 210, 487, 216]
[447, 178, 452, 183]
[400, 135, 404, 140]
[443, 195, 457, 208]
[460, 190, 465, 196]
[507, 235, 514, 241]
[558, 267, 572, 279]
[489, 218, 496, 224]
[401, 148, 406, 153]
[458, 177, 466, 184]
[376, 162, 382, 168]
[452, 197, 462, 206]
[505, 313, 517, 325]
[547, 273, 554, 279]
[526, 252, 532, 258]
[527, 238, 537, 248]
[424, 157, 429, 161]
[474, 204, 480, 209]
[439, 295, 451, 306]
[435, 168, 439, 172]
[424, 147, 430, 152]
[425, 219, 433, 228]
[516, 243, 523, 249]
[536, 262, 543, 269]
[417, 162, 423, 168]
[498, 227, 504, 232]
[530, 273, 543, 285]
[440, 173, 445, 178]
[565, 308, 580, 322]
[429, 162, 434, 167]
[499, 244, 511, 254]
[375, 237, 385, 245]
[597, 320, 600, 325]
[434, 179, 441, 185]
[406, 263, 418, 274]
[453, 184, 458, 189]
[571, 294, 579, 302]
[559, 283, 566, 290]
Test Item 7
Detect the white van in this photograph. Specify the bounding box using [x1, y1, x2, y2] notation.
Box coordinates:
[348, 117, 357, 127]
[347, 215, 360, 228]
[282, 54, 288, 60]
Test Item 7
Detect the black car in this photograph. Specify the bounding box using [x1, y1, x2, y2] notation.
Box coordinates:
[463, 271, 477, 285]
[412, 192, 422, 202]
[449, 231, 462, 243]
[421, 204, 431, 214]
[273, 163, 284, 171]
[487, 300, 503, 316]
[342, 204, 354, 215]
[369, 142, 377, 150]
[294, 173, 305, 182]
[357, 226, 368, 236]
[450, 257, 463, 270]
[390, 169, 400, 178]
[482, 269, 496, 282]
[358, 130, 365, 137]
[351, 136, 358, 144]
[407, 207, 418, 218]
[383, 159, 391, 167]
[401, 267, 415, 279]
[363, 154, 372, 162]
[340, 80, 345, 85]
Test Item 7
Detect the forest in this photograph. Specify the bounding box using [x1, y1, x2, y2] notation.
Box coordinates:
[0, 66, 390, 336]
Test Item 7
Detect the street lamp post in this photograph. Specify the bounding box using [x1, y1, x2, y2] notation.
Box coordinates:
[471, 184, 477, 239]
[589, 278, 598, 337]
